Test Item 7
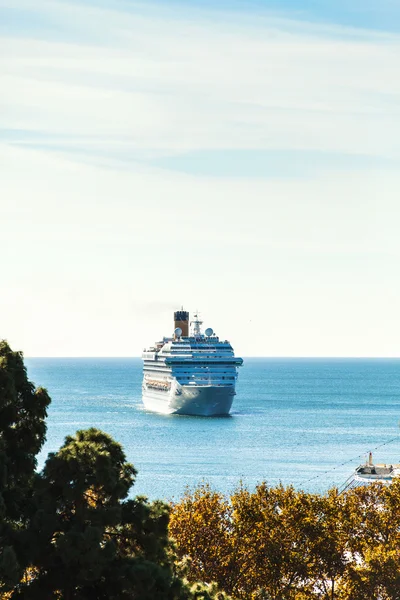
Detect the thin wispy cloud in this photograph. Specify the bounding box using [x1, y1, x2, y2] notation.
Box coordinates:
[1, 0, 400, 163]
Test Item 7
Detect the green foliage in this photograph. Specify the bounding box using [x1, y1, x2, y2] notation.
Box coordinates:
[0, 340, 50, 591]
[0, 547, 20, 591]
[0, 340, 50, 516]
[14, 428, 187, 599]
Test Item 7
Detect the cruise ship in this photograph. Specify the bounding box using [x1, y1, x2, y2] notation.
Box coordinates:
[141, 310, 243, 416]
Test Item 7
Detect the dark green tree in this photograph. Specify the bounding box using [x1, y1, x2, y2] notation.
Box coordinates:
[13, 428, 189, 599]
[0, 340, 50, 591]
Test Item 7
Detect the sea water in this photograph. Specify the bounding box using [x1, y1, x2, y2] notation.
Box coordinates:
[25, 358, 400, 500]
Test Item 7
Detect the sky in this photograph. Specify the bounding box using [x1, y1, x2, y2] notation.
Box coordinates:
[1, 0, 400, 357]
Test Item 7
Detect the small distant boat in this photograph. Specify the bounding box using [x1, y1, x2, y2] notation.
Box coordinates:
[341, 452, 400, 492]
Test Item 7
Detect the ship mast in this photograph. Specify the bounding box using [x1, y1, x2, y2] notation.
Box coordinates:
[191, 311, 203, 336]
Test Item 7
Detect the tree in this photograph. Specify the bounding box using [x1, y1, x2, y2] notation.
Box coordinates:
[171, 483, 326, 599]
[304, 488, 354, 600]
[171, 480, 400, 600]
[169, 484, 236, 594]
[229, 483, 319, 599]
[343, 480, 400, 600]
[0, 341, 50, 592]
[9, 427, 189, 599]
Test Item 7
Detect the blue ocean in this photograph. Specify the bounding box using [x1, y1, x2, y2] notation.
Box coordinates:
[25, 358, 400, 500]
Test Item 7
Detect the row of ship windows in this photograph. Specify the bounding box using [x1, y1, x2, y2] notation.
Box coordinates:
[169, 348, 232, 352]
[171, 354, 232, 357]
[145, 369, 236, 375]
[175, 366, 236, 370]
[173, 369, 235, 375]
[143, 359, 233, 364]
[176, 376, 235, 381]
[144, 364, 237, 369]
[144, 371, 236, 377]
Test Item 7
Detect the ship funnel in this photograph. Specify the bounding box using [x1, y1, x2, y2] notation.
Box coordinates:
[174, 310, 189, 337]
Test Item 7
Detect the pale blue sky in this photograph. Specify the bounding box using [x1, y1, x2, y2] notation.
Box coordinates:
[171, 0, 400, 32]
[1, 0, 400, 356]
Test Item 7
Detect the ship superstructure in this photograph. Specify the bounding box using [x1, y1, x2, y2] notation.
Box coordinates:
[141, 310, 243, 416]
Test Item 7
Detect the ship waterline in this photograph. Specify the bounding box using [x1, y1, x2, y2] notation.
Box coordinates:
[141, 310, 243, 416]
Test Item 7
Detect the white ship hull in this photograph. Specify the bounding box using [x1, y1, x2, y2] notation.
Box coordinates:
[142, 382, 235, 416]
